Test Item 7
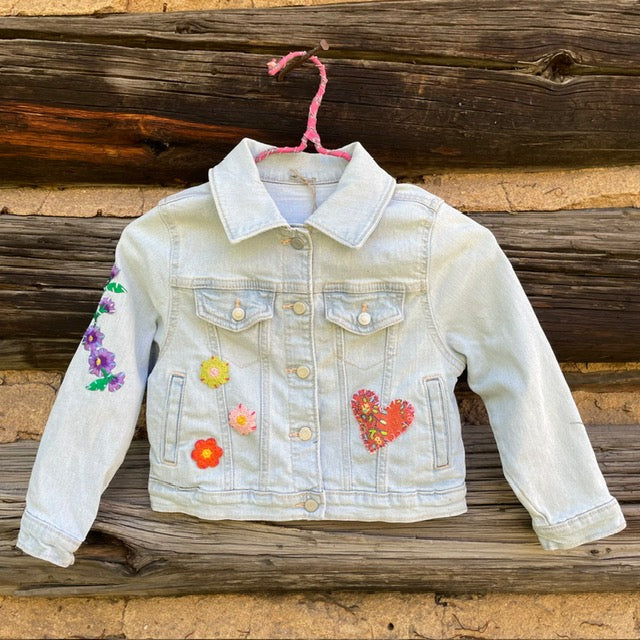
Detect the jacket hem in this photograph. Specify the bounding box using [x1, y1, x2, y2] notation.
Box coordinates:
[148, 479, 467, 522]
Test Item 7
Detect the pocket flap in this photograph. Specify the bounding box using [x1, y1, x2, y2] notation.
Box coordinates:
[324, 289, 405, 335]
[195, 288, 275, 332]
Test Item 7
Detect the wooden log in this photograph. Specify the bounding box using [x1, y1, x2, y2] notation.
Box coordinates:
[1, 423, 637, 596]
[1, 0, 640, 183]
[1, 208, 638, 369]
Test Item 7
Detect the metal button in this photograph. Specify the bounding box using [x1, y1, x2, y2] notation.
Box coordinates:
[304, 498, 319, 513]
[357, 311, 372, 326]
[231, 307, 246, 322]
[292, 301, 308, 315]
[296, 365, 311, 379]
[298, 426, 313, 441]
[290, 236, 306, 250]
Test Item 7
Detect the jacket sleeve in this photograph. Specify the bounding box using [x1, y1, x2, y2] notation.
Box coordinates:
[17, 210, 170, 567]
[429, 202, 626, 549]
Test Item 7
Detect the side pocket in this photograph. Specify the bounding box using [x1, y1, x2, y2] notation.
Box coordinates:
[162, 373, 186, 465]
[423, 376, 450, 469]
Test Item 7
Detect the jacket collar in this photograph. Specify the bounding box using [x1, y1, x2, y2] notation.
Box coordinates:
[209, 138, 396, 249]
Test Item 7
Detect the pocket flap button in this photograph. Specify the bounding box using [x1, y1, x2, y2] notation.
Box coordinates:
[357, 311, 372, 326]
[293, 302, 308, 315]
[231, 305, 246, 322]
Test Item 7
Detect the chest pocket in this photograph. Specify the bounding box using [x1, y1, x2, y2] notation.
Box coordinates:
[324, 289, 405, 370]
[195, 288, 275, 368]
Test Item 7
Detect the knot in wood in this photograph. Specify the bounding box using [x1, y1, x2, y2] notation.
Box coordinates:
[532, 50, 580, 83]
[175, 21, 192, 34]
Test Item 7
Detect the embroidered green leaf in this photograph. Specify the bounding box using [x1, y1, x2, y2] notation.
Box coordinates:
[105, 282, 127, 294]
[86, 377, 110, 391]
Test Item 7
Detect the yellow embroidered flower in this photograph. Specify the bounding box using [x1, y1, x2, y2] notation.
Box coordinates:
[200, 355, 230, 389]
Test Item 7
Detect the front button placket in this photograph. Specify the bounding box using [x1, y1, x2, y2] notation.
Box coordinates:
[292, 301, 308, 315]
[283, 230, 323, 516]
[290, 235, 306, 250]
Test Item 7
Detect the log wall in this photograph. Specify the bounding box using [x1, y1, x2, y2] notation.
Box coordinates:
[2, 207, 639, 368]
[1, 1, 640, 183]
[0, 0, 639, 617]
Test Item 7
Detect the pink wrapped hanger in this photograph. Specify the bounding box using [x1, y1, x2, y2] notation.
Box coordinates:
[255, 40, 352, 163]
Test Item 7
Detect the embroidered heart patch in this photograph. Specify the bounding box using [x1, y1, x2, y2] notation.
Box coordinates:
[351, 389, 415, 453]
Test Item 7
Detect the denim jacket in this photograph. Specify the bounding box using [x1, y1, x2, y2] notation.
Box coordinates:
[17, 138, 625, 567]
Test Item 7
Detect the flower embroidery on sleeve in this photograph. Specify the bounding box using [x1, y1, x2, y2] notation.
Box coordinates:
[88, 347, 116, 377]
[94, 296, 116, 319]
[105, 265, 127, 293]
[229, 404, 257, 435]
[82, 326, 104, 351]
[191, 437, 224, 469]
[84, 264, 127, 392]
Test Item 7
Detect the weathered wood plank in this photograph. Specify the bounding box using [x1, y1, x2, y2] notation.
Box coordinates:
[1, 423, 636, 596]
[1, 208, 638, 368]
[2, 0, 638, 70]
[1, 0, 640, 182]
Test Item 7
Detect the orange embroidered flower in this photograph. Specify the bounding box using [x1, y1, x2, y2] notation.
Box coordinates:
[191, 438, 223, 469]
[229, 404, 257, 435]
[200, 355, 230, 389]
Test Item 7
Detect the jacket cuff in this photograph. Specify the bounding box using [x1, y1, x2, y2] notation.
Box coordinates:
[16, 509, 82, 568]
[534, 498, 626, 550]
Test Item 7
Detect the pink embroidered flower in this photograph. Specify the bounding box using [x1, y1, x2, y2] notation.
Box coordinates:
[191, 438, 223, 469]
[228, 404, 257, 435]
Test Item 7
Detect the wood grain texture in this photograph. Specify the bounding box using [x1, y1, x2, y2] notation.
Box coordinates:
[1, 208, 638, 368]
[1, 423, 636, 596]
[1, 0, 640, 183]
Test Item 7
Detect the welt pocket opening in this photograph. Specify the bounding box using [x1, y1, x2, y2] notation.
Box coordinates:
[423, 375, 451, 469]
[162, 372, 186, 466]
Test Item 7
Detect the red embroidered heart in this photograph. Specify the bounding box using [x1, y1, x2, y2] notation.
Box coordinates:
[351, 389, 415, 453]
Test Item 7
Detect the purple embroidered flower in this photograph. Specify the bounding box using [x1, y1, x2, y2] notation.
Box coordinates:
[82, 325, 104, 351]
[110, 264, 120, 280]
[108, 372, 126, 392]
[98, 296, 116, 314]
[88, 347, 116, 376]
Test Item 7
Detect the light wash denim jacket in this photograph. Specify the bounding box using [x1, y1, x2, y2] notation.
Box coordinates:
[17, 138, 625, 567]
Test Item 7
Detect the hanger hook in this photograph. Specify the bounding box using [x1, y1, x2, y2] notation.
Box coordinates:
[272, 39, 330, 82]
[255, 40, 352, 163]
